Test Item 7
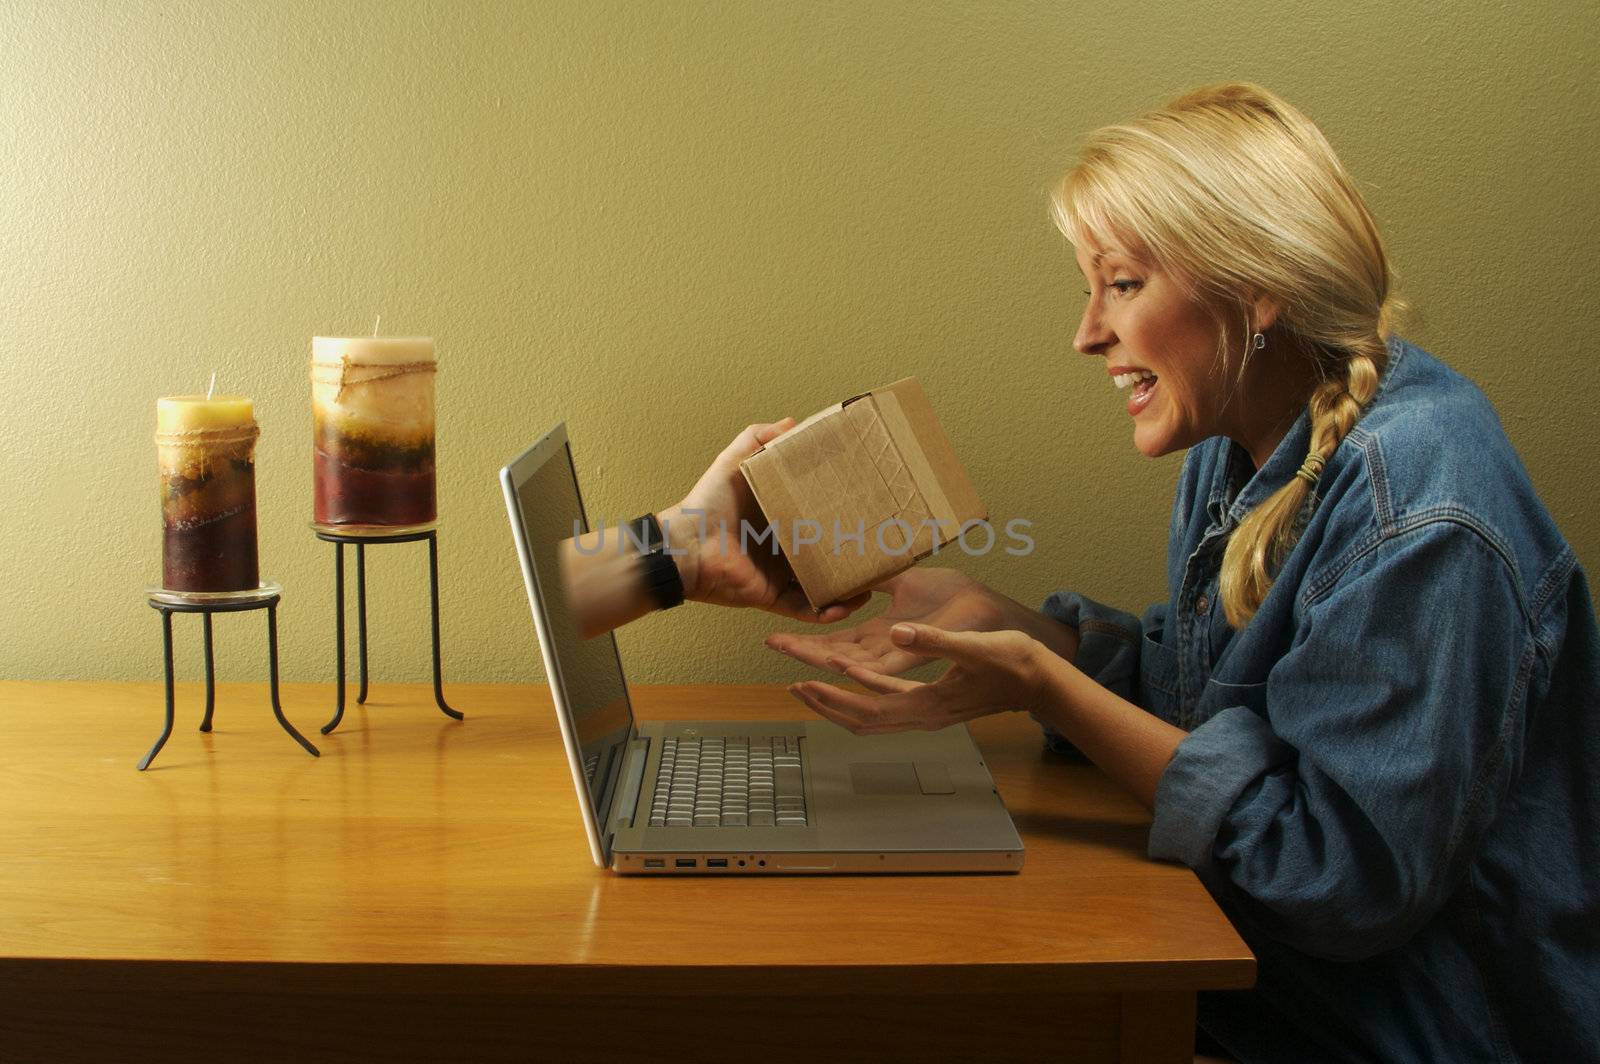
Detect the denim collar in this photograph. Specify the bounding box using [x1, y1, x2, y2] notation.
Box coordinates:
[1203, 336, 1410, 531]
[1204, 412, 1314, 531]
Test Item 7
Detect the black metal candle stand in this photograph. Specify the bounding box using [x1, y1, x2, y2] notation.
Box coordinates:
[314, 524, 463, 735]
[141, 584, 321, 770]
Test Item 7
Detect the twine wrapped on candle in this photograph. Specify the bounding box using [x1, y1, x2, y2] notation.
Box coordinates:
[309, 356, 438, 404]
[155, 423, 261, 447]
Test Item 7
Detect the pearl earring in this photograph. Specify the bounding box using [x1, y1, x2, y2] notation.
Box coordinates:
[1252, 332, 1266, 350]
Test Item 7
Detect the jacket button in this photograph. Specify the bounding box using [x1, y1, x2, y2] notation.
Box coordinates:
[1195, 595, 1211, 615]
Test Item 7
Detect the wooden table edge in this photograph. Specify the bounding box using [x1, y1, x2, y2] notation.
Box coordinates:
[0, 956, 1255, 997]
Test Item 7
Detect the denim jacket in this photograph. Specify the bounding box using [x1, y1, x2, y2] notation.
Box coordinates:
[1040, 338, 1600, 1063]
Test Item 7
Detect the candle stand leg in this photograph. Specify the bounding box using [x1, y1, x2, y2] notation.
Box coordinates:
[323, 543, 347, 735]
[428, 533, 464, 721]
[140, 590, 305, 770]
[199, 613, 216, 733]
[357, 542, 369, 705]
[317, 529, 463, 731]
[139, 610, 177, 771]
[268, 603, 319, 757]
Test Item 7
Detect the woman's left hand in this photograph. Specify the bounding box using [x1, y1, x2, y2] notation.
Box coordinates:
[787, 622, 1047, 734]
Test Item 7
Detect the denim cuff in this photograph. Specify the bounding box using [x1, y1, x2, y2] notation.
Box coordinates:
[1149, 705, 1286, 869]
[1034, 591, 1143, 758]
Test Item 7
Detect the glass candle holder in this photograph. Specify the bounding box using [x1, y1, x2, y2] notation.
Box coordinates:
[156, 396, 260, 593]
[311, 337, 437, 528]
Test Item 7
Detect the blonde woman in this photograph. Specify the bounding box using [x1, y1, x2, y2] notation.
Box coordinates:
[759, 84, 1600, 1061]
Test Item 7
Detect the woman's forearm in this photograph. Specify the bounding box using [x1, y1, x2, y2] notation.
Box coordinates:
[993, 593, 1080, 662]
[1029, 649, 1186, 810]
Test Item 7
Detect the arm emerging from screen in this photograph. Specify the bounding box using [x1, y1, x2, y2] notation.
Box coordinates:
[561, 419, 868, 640]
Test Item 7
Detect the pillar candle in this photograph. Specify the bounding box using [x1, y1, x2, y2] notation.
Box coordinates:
[310, 337, 437, 528]
[156, 395, 260, 593]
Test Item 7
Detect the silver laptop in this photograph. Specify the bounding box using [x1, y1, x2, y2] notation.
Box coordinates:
[499, 423, 1024, 875]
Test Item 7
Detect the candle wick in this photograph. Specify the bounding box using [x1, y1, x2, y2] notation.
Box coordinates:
[373, 315, 381, 338]
[206, 371, 216, 401]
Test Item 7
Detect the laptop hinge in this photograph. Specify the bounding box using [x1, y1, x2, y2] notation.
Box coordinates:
[609, 738, 651, 832]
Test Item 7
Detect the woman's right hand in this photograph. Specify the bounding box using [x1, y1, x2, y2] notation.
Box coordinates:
[765, 568, 1074, 677]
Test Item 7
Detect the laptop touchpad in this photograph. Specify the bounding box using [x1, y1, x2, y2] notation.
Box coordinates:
[850, 762, 954, 795]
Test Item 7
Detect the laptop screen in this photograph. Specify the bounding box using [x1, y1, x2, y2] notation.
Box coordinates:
[509, 433, 633, 823]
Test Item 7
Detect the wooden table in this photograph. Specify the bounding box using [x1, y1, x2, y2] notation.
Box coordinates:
[0, 681, 1253, 1062]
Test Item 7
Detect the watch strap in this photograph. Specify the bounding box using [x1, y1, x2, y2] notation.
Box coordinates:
[630, 512, 685, 610]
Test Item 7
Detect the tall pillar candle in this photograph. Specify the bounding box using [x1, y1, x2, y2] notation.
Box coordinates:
[156, 395, 260, 592]
[311, 337, 437, 527]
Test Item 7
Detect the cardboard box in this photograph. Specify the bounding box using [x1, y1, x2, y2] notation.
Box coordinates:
[738, 377, 986, 609]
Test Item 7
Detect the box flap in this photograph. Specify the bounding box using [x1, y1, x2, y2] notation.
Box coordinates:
[750, 401, 844, 454]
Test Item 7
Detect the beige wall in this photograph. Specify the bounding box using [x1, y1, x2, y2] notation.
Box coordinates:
[4, 1, 1597, 686]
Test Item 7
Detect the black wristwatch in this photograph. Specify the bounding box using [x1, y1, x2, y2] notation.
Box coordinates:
[629, 512, 686, 611]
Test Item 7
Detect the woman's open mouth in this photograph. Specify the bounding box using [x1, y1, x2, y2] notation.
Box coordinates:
[1113, 369, 1159, 416]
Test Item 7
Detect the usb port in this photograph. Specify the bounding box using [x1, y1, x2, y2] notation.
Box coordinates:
[675, 858, 697, 868]
[644, 859, 664, 868]
[706, 858, 728, 868]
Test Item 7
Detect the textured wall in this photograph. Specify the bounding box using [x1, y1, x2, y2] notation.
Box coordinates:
[3, 0, 1597, 686]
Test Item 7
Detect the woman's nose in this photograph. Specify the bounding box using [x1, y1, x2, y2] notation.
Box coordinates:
[1074, 302, 1112, 356]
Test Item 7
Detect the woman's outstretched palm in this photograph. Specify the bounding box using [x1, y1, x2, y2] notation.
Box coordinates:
[764, 568, 1008, 676]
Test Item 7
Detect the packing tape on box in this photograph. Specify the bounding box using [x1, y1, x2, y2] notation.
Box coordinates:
[862, 391, 960, 544]
[839, 401, 930, 551]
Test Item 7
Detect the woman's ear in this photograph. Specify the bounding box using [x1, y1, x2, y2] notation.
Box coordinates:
[1251, 294, 1284, 335]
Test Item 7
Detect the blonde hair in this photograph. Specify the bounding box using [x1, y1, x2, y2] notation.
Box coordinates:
[1050, 82, 1404, 628]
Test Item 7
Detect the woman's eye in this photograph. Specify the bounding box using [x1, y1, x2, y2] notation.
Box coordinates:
[1082, 279, 1142, 299]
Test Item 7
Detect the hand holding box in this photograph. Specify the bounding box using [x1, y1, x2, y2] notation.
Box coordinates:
[738, 378, 985, 610]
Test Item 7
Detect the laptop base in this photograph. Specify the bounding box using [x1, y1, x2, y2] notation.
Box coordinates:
[613, 849, 1023, 874]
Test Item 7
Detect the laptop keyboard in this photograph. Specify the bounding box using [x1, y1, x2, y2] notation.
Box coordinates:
[648, 736, 809, 828]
